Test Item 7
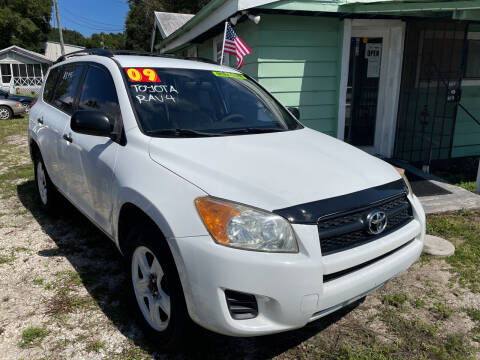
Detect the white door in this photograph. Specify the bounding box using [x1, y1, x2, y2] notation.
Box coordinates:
[338, 20, 405, 158]
[62, 64, 120, 232]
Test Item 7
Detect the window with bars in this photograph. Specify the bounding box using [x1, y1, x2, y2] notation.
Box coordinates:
[0, 64, 11, 84]
[11, 64, 44, 78]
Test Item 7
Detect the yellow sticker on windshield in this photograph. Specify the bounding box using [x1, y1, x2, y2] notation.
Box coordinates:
[212, 71, 246, 79]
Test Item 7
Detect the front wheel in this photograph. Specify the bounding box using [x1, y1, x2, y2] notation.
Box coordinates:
[126, 225, 192, 350]
[0, 106, 12, 120]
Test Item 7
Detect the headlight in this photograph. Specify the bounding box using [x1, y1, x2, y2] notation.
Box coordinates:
[401, 172, 413, 195]
[394, 166, 413, 195]
[195, 197, 298, 253]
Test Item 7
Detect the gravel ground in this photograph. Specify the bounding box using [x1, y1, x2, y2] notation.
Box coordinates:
[0, 123, 479, 359]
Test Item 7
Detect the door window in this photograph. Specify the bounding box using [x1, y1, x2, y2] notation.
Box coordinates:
[43, 67, 61, 103]
[345, 37, 383, 147]
[78, 66, 121, 122]
[52, 64, 85, 114]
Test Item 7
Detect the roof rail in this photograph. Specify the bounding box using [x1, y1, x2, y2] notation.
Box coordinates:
[55, 48, 113, 63]
[55, 48, 222, 66]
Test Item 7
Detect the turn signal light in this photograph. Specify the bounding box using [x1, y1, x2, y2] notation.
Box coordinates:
[195, 197, 240, 243]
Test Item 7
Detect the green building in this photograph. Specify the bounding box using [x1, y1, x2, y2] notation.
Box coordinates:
[152, 0, 480, 169]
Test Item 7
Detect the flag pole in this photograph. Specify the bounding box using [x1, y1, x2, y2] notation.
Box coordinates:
[220, 21, 228, 65]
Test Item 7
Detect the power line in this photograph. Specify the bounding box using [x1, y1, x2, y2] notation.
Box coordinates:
[60, 4, 124, 27]
[61, 12, 124, 32]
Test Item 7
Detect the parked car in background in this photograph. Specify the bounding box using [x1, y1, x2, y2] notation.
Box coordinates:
[0, 98, 25, 120]
[0, 89, 35, 113]
[29, 49, 426, 349]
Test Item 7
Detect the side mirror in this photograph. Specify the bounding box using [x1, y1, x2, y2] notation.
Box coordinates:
[287, 106, 300, 120]
[71, 110, 112, 137]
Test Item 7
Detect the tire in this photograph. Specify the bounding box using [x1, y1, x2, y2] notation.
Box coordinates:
[0, 106, 12, 120]
[126, 224, 192, 350]
[33, 152, 60, 212]
[21, 102, 30, 113]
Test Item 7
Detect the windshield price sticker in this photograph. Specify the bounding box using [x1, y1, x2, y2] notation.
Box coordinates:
[131, 84, 178, 104]
[125, 68, 161, 82]
[212, 71, 246, 79]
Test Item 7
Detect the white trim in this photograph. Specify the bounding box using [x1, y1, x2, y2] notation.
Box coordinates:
[337, 19, 351, 142]
[476, 161, 480, 194]
[337, 19, 405, 158]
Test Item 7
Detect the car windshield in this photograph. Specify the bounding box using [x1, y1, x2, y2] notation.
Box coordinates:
[124, 68, 301, 137]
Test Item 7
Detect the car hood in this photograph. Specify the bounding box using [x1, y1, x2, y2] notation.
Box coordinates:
[8, 95, 33, 102]
[148, 128, 401, 211]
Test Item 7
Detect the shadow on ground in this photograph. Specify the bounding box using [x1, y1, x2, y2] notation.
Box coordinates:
[17, 180, 360, 359]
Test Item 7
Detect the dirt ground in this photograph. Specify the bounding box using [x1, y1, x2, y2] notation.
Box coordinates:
[0, 119, 479, 359]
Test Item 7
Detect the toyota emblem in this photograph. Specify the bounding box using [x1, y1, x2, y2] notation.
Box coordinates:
[367, 210, 388, 235]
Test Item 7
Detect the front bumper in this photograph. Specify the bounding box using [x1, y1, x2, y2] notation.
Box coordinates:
[173, 195, 425, 336]
[12, 104, 26, 115]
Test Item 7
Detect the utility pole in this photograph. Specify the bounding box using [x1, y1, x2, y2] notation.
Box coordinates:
[54, 0, 65, 56]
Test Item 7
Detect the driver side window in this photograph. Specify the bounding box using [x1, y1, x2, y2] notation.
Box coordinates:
[78, 65, 121, 123]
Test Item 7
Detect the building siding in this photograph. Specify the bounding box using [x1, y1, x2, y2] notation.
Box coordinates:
[256, 14, 341, 137]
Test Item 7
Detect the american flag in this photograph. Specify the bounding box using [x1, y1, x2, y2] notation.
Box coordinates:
[223, 22, 251, 69]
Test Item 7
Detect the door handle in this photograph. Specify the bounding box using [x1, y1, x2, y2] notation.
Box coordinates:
[37, 117, 43, 124]
[63, 133, 73, 143]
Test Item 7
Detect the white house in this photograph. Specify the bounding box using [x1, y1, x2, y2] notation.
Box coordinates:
[0, 45, 52, 95]
[43, 41, 85, 62]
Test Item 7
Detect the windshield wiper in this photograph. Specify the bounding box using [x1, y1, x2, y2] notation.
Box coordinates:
[221, 128, 287, 135]
[145, 128, 221, 137]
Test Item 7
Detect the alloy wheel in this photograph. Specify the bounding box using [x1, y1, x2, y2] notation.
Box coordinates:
[36, 161, 48, 205]
[0, 107, 10, 120]
[131, 246, 171, 331]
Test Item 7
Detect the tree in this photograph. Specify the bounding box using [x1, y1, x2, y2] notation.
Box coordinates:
[48, 28, 125, 50]
[48, 28, 86, 47]
[125, 0, 209, 51]
[85, 32, 125, 50]
[0, 0, 53, 52]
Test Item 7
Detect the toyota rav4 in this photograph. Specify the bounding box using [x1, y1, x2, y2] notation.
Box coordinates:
[28, 49, 425, 348]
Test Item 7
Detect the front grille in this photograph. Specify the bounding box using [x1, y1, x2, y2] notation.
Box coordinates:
[318, 194, 413, 255]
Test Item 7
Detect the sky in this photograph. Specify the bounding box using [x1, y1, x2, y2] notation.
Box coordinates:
[51, 0, 130, 37]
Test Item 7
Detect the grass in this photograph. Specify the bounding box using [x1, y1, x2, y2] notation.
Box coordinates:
[33, 278, 44, 286]
[426, 210, 480, 292]
[309, 307, 473, 360]
[431, 157, 479, 193]
[0, 115, 33, 200]
[456, 181, 476, 193]
[430, 301, 453, 320]
[19, 326, 50, 348]
[383, 293, 409, 310]
[45, 270, 96, 317]
[86, 340, 106, 353]
[466, 308, 480, 322]
[0, 253, 16, 264]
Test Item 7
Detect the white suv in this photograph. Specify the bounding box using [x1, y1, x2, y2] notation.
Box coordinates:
[28, 50, 425, 348]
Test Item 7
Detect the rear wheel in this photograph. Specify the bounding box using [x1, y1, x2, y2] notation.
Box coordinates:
[34, 153, 60, 212]
[0, 106, 12, 120]
[126, 224, 191, 350]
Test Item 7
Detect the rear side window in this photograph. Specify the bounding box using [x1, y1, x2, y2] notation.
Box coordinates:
[52, 64, 85, 114]
[78, 65, 120, 121]
[43, 67, 60, 103]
